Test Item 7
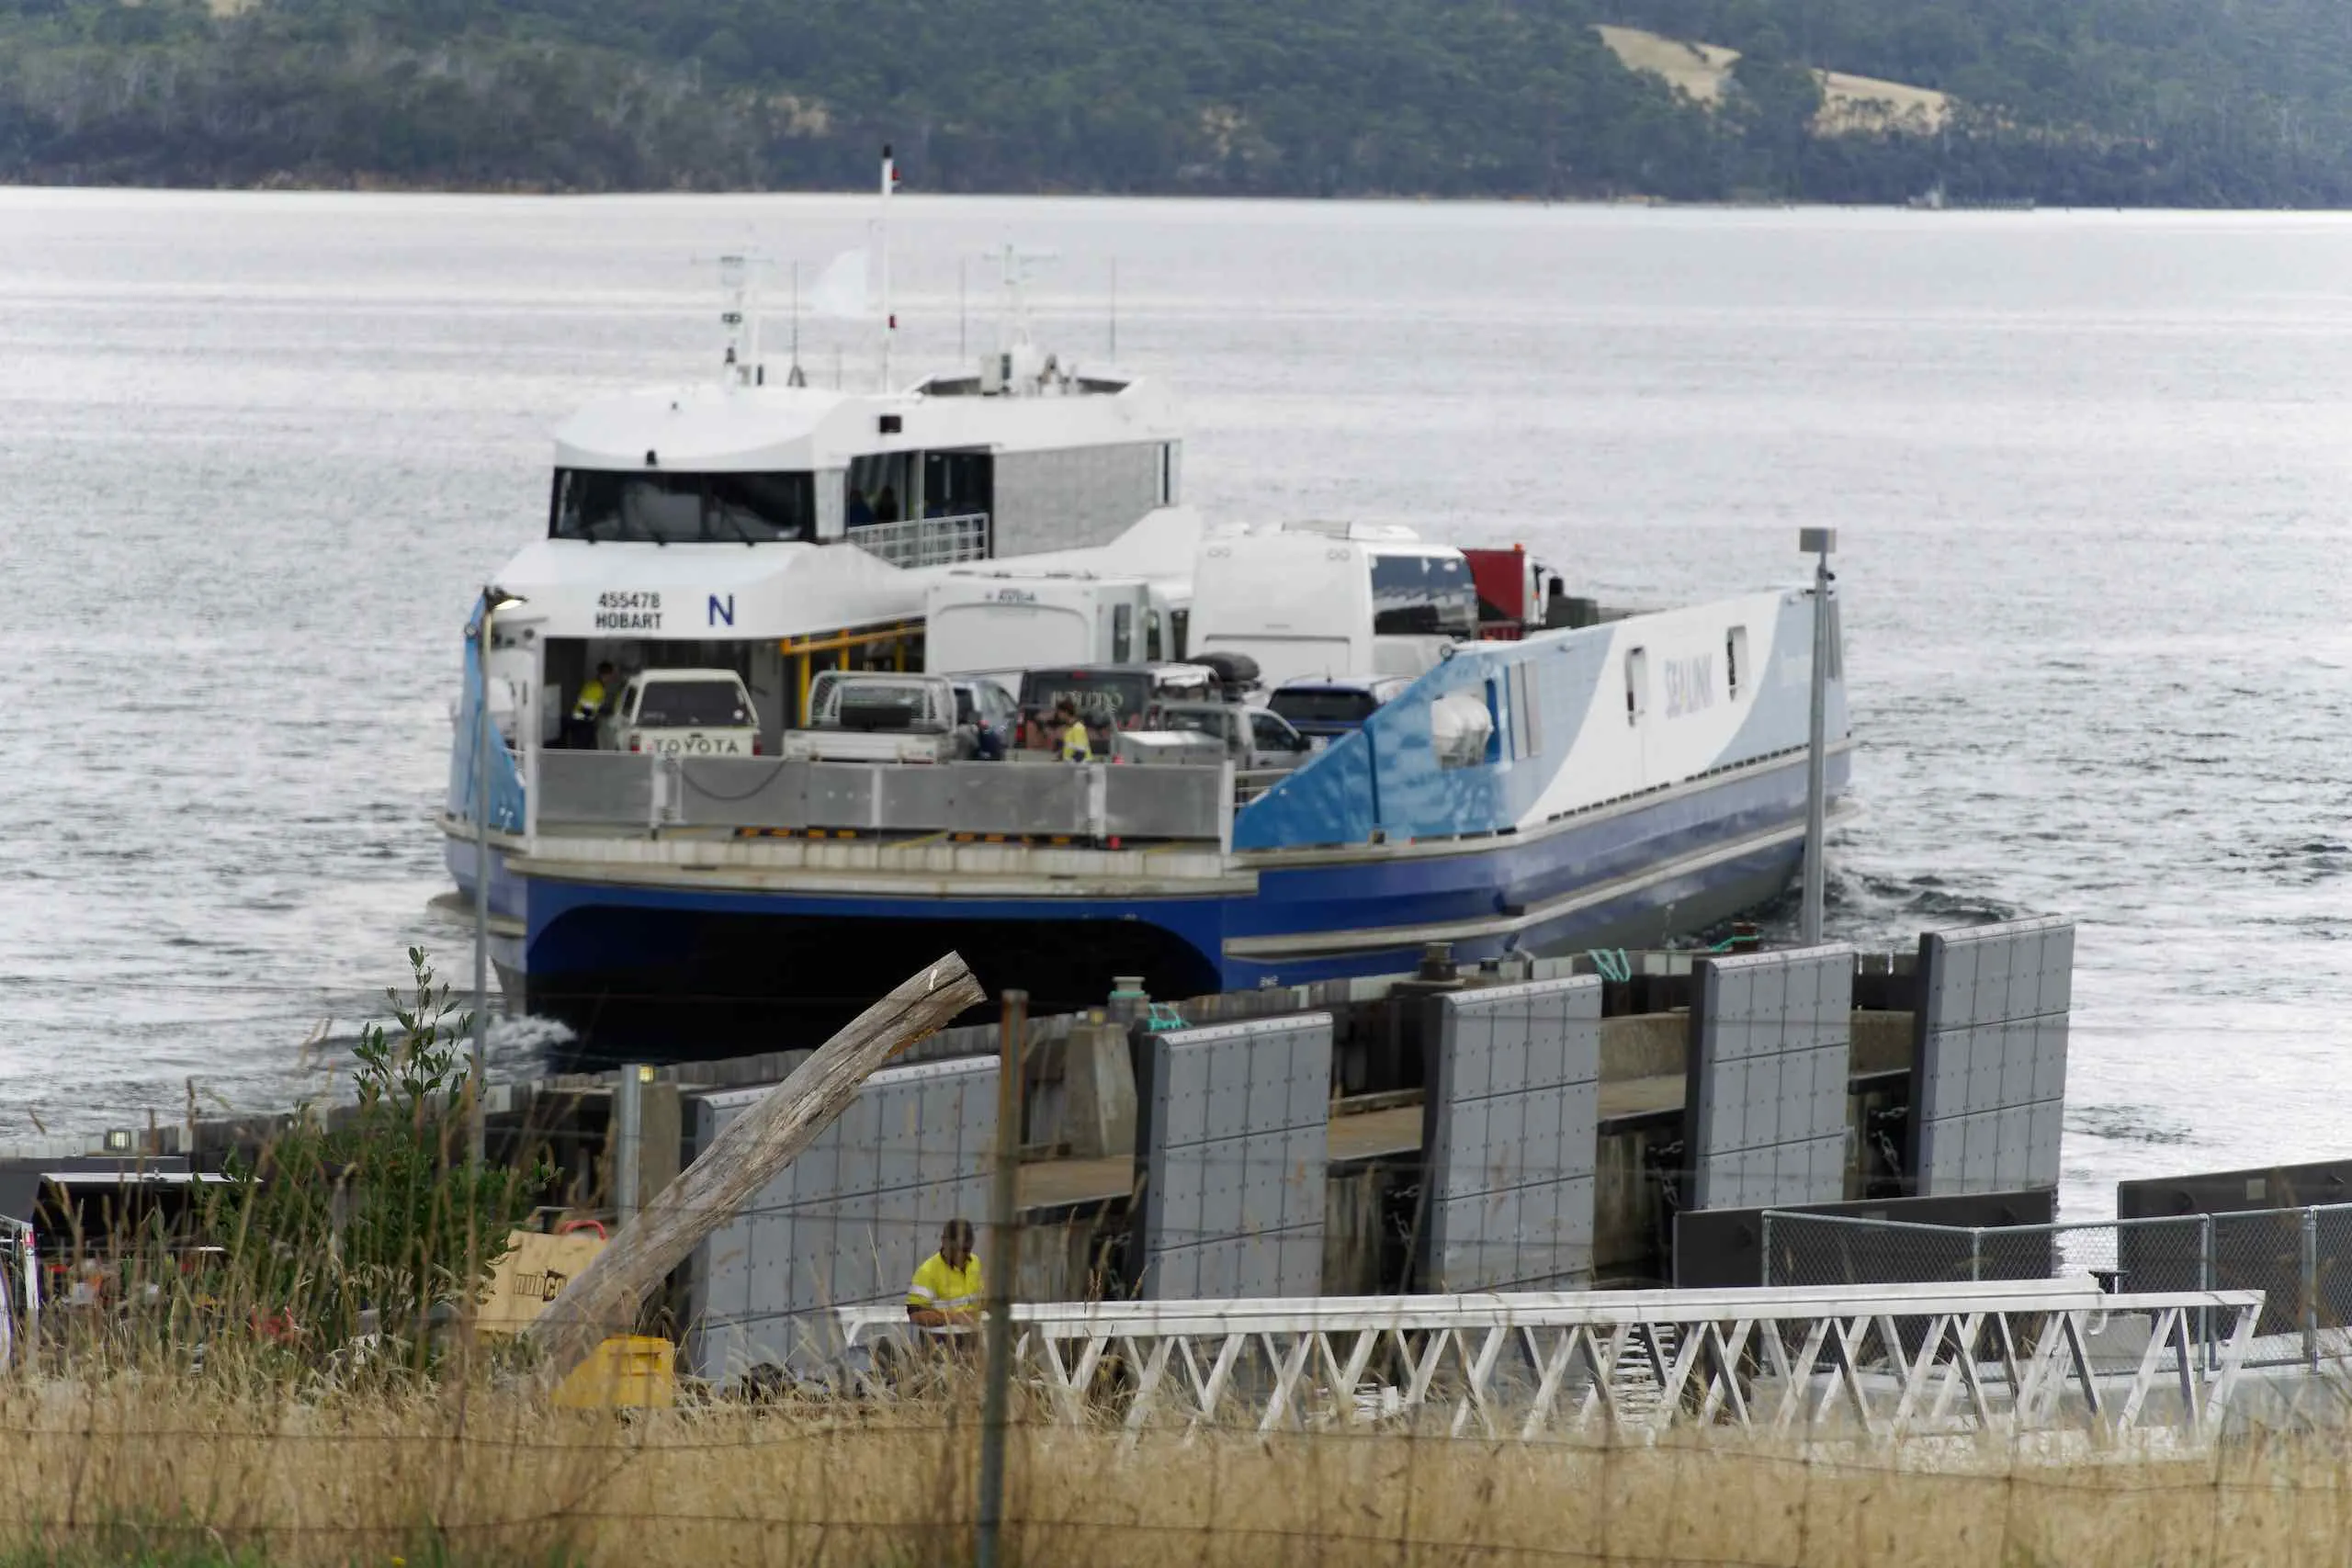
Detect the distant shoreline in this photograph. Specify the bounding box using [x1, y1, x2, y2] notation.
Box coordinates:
[0, 178, 2245, 212]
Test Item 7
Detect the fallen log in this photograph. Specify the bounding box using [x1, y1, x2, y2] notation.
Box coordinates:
[523, 951, 986, 1380]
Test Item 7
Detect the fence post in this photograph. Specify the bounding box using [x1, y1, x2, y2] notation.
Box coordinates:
[2199, 1214, 2214, 1374]
[976, 989, 1026, 1568]
[1760, 1212, 1773, 1288]
[1969, 1226, 1983, 1284]
[2303, 1207, 2321, 1371]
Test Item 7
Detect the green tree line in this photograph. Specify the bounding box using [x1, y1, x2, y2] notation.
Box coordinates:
[4, 0, 2351, 202]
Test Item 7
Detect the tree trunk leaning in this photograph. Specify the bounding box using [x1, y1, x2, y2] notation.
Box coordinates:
[523, 951, 987, 1381]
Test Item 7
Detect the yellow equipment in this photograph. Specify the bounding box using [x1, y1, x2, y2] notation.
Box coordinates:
[552, 1335, 678, 1410]
[479, 1226, 609, 1335]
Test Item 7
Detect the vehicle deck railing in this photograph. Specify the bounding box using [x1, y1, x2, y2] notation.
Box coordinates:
[531, 750, 1237, 847]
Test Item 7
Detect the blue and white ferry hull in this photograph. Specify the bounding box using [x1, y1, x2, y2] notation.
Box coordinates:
[447, 586, 1849, 1056]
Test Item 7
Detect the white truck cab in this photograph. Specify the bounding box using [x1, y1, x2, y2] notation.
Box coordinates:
[1188, 521, 1476, 691]
[599, 669, 761, 757]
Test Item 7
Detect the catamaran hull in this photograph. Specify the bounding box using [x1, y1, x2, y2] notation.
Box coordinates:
[452, 748, 1843, 1060]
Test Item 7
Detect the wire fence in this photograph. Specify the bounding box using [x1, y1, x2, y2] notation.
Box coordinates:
[1761, 1203, 2352, 1370]
[11, 1383, 2352, 1568]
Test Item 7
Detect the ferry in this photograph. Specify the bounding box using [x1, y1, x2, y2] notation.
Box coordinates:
[442, 165, 1851, 1054]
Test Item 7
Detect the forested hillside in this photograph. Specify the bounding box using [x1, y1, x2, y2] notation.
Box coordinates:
[3, 0, 2350, 203]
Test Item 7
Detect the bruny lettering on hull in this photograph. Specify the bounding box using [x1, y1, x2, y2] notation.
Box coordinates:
[1665, 653, 1714, 718]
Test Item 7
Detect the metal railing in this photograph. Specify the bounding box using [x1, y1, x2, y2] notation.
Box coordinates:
[846, 512, 991, 568]
[533, 751, 1237, 847]
[0, 1218, 26, 1371]
[834, 1282, 2262, 1441]
[1761, 1204, 2352, 1370]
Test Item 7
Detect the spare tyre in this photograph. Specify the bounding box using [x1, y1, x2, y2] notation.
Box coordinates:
[1198, 650, 1261, 691]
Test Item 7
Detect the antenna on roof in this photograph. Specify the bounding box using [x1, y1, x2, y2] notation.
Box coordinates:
[977, 242, 1059, 394]
[695, 243, 771, 389]
[786, 259, 807, 388]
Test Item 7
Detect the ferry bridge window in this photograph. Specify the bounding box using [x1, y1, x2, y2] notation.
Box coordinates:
[921, 450, 994, 519]
[552, 469, 816, 543]
[1369, 554, 1478, 637]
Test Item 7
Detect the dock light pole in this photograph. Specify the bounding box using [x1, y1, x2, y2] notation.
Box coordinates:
[1798, 530, 1835, 947]
[469, 586, 526, 1168]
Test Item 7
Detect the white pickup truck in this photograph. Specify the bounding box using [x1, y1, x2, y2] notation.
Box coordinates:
[1136, 700, 1317, 772]
[783, 672, 967, 764]
[596, 669, 761, 758]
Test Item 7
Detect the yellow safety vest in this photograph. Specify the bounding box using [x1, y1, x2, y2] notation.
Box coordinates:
[571, 678, 607, 722]
[907, 1251, 984, 1335]
[1057, 725, 1093, 762]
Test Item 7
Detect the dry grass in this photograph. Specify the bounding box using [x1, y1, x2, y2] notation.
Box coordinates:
[7, 1366, 2352, 1568]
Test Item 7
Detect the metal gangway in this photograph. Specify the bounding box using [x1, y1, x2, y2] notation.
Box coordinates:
[839, 1280, 2264, 1442]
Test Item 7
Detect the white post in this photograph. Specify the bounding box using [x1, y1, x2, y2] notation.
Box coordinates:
[878, 144, 896, 391]
[470, 589, 526, 1168]
[471, 597, 494, 1168]
[20, 1225, 34, 1346]
[523, 654, 542, 850]
[1799, 528, 1836, 947]
[615, 1065, 646, 1225]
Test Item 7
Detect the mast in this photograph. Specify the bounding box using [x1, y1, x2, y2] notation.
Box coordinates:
[714, 248, 765, 388]
[879, 143, 899, 392]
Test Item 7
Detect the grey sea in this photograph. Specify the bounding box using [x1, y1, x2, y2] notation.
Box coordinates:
[5, 191, 2349, 1218]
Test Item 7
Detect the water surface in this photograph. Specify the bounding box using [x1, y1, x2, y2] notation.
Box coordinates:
[6, 191, 2349, 1215]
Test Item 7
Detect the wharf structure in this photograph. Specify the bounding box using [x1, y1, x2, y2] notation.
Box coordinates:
[6, 915, 2075, 1383]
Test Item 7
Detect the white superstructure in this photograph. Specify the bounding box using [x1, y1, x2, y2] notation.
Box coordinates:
[464, 153, 1192, 753]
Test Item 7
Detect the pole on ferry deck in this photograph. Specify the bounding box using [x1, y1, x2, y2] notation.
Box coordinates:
[879, 144, 897, 392]
[1799, 529, 1835, 947]
[471, 587, 526, 1168]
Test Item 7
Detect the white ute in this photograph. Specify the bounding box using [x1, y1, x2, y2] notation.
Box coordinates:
[784, 671, 965, 763]
[599, 669, 761, 758]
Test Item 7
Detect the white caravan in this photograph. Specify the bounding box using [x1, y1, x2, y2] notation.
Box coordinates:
[924, 573, 1188, 684]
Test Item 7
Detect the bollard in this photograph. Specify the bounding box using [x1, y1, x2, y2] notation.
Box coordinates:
[615, 1064, 647, 1225]
[1106, 976, 1148, 1026]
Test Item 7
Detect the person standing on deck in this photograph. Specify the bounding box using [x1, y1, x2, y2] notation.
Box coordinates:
[906, 1218, 983, 1351]
[1046, 699, 1092, 762]
[567, 661, 616, 749]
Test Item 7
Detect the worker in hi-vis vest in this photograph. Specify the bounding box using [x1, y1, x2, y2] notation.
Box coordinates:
[1046, 698, 1093, 761]
[566, 660, 616, 749]
[906, 1217, 983, 1349]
